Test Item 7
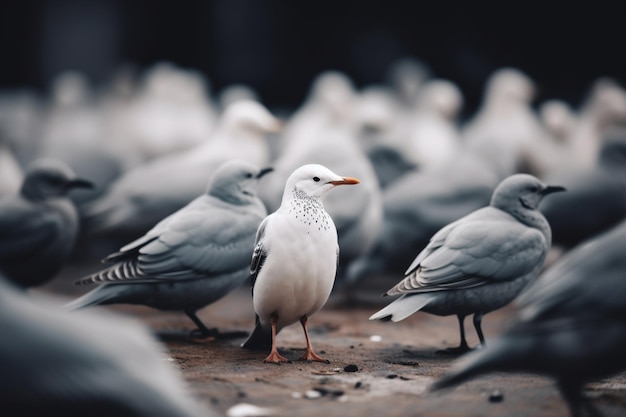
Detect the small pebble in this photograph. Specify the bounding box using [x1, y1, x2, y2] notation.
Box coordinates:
[386, 374, 398, 379]
[488, 390, 504, 403]
[354, 381, 362, 389]
[369, 335, 382, 342]
[305, 390, 321, 399]
[344, 364, 359, 372]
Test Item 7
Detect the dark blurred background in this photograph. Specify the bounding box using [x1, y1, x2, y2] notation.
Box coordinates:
[1, 0, 624, 117]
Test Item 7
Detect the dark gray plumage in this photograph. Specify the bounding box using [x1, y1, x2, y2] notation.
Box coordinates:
[540, 134, 626, 250]
[65, 159, 271, 336]
[369, 173, 565, 353]
[431, 217, 626, 417]
[0, 158, 93, 288]
[0, 274, 217, 417]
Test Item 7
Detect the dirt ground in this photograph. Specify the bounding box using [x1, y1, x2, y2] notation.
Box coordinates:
[39, 259, 626, 417]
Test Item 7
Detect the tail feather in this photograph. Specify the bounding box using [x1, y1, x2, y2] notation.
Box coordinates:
[429, 336, 518, 392]
[369, 293, 436, 322]
[240, 315, 271, 350]
[64, 286, 119, 310]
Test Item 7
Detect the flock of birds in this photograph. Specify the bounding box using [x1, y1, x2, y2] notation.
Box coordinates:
[2, 57, 626, 416]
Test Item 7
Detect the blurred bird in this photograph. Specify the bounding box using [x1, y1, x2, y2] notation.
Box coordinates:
[0, 158, 93, 288]
[81, 99, 281, 243]
[430, 217, 626, 417]
[0, 274, 216, 417]
[352, 86, 417, 188]
[401, 79, 464, 172]
[369, 173, 565, 353]
[66, 160, 272, 337]
[540, 134, 626, 251]
[563, 77, 626, 174]
[121, 62, 218, 165]
[462, 67, 549, 177]
[242, 164, 360, 363]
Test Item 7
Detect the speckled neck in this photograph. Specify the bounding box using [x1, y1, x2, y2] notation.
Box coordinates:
[288, 188, 333, 231]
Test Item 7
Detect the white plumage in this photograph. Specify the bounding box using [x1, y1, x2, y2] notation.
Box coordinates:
[242, 164, 359, 363]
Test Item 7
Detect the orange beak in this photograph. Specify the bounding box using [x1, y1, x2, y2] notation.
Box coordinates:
[330, 177, 360, 186]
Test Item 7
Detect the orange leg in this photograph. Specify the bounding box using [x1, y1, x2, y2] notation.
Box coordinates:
[264, 313, 291, 364]
[299, 315, 330, 363]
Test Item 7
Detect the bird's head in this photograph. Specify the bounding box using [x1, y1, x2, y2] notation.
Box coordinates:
[491, 173, 565, 212]
[20, 158, 94, 202]
[208, 159, 273, 204]
[283, 164, 360, 201]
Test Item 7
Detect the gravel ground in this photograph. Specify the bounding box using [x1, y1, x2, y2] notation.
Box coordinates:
[38, 259, 626, 417]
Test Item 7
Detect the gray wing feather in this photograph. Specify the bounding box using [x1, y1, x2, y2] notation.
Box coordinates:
[388, 212, 547, 296]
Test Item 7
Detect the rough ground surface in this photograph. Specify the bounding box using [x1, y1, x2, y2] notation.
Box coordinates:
[39, 259, 626, 417]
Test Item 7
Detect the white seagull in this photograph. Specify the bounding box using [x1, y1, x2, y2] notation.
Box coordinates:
[65, 160, 272, 337]
[369, 173, 565, 353]
[241, 164, 360, 363]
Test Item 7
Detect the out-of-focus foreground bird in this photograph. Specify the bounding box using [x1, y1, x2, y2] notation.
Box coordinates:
[65, 160, 272, 337]
[242, 164, 360, 363]
[430, 217, 626, 417]
[0, 158, 93, 288]
[0, 274, 216, 417]
[370, 174, 565, 353]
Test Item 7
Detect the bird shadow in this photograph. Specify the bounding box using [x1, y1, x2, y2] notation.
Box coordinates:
[154, 328, 250, 343]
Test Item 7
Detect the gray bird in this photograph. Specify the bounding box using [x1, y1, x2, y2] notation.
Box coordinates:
[65, 159, 272, 337]
[0, 158, 93, 288]
[430, 217, 626, 417]
[0, 274, 217, 417]
[541, 134, 626, 251]
[369, 173, 565, 353]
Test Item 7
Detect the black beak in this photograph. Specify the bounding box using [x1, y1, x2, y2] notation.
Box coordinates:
[69, 178, 95, 190]
[257, 167, 274, 179]
[542, 185, 566, 195]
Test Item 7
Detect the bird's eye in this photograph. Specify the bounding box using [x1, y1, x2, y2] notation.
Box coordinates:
[245, 173, 253, 179]
[313, 176, 320, 182]
[529, 185, 539, 192]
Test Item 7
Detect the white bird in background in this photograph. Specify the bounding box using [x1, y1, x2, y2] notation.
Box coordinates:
[402, 79, 464, 172]
[557, 77, 626, 176]
[242, 164, 360, 363]
[430, 217, 626, 417]
[354, 85, 417, 189]
[529, 99, 578, 178]
[259, 71, 383, 282]
[66, 160, 272, 337]
[121, 62, 218, 165]
[0, 158, 93, 288]
[462, 67, 549, 178]
[81, 99, 282, 244]
[0, 274, 217, 417]
[272, 70, 357, 157]
[370, 174, 565, 353]
[217, 83, 262, 111]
